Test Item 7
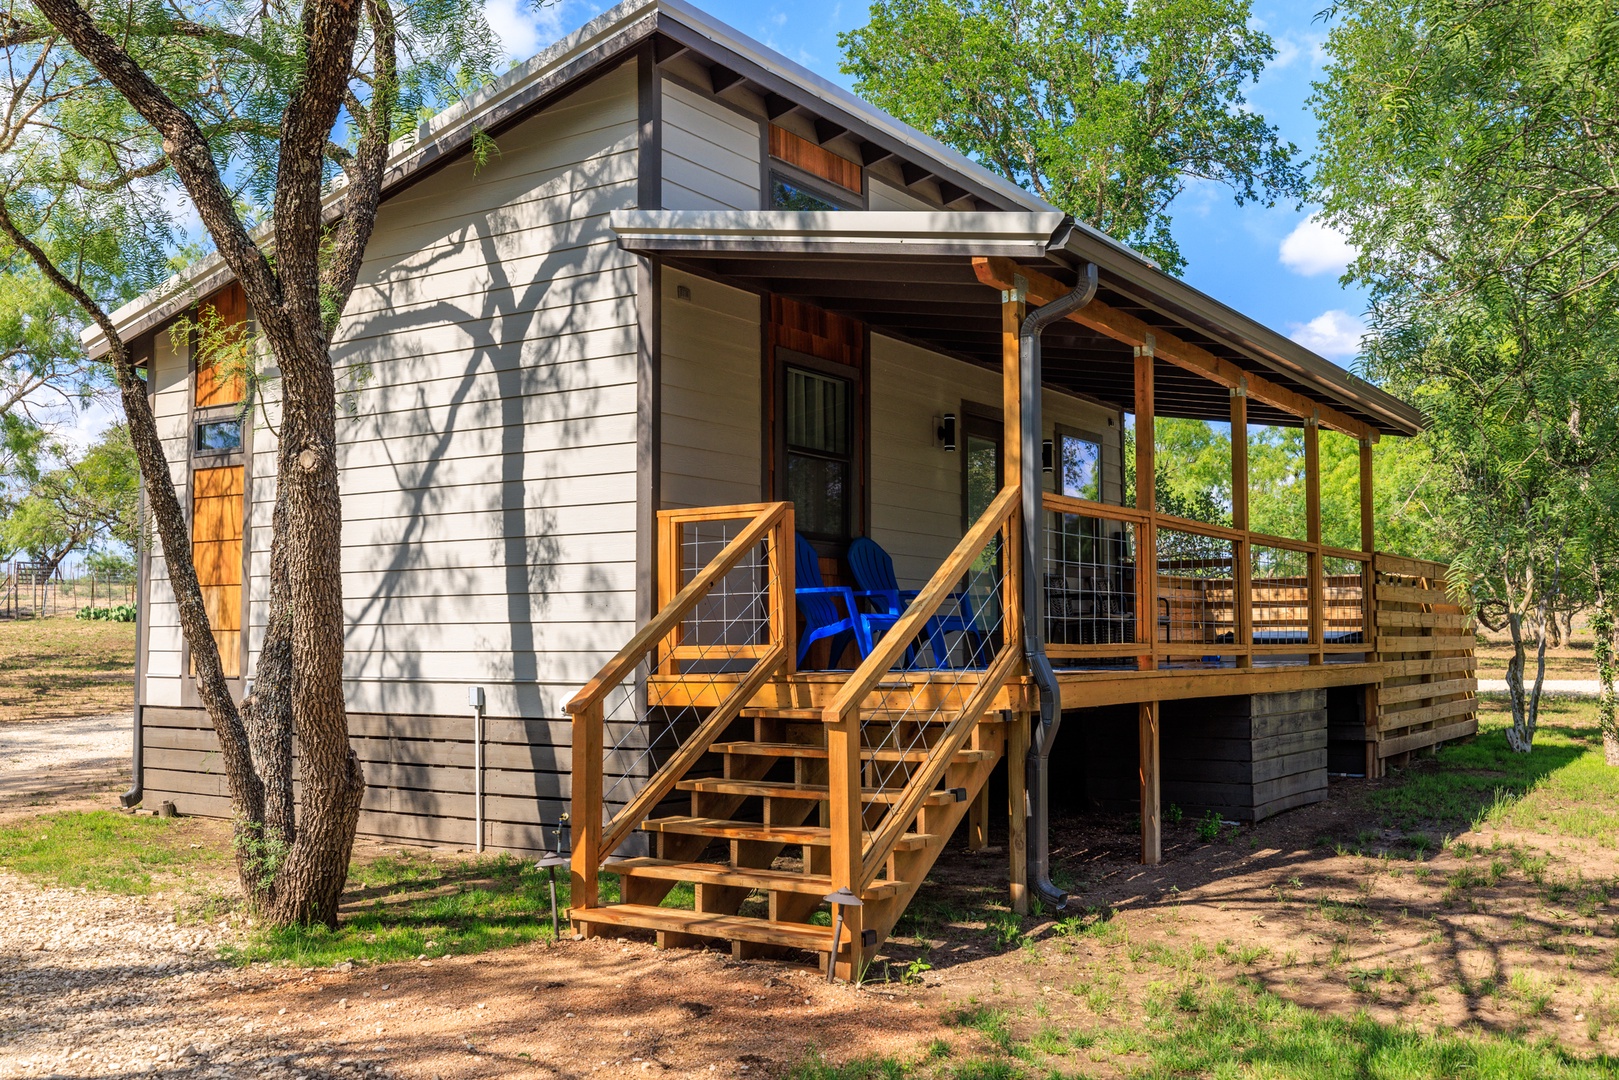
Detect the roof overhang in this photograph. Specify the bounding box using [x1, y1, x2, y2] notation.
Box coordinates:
[615, 210, 1425, 437]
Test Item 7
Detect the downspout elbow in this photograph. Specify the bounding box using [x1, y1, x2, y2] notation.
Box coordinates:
[1018, 262, 1099, 913]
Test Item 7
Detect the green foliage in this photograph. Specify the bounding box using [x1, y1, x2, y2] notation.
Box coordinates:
[1311, 0, 1619, 750]
[0, 423, 138, 571]
[75, 603, 137, 622]
[1194, 810, 1222, 842]
[839, 0, 1304, 273]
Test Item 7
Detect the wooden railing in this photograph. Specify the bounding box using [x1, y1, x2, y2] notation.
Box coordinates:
[822, 485, 1024, 895]
[564, 502, 796, 911]
[1042, 492, 1373, 667]
[1368, 553, 1477, 770]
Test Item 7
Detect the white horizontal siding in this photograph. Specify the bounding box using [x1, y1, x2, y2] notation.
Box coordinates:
[661, 79, 761, 211]
[660, 268, 762, 509]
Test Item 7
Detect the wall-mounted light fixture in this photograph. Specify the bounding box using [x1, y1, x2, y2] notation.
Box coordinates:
[937, 413, 957, 451]
[1042, 439, 1054, 474]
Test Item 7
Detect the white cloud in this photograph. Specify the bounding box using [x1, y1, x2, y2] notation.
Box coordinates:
[1279, 213, 1357, 277]
[484, 0, 547, 60]
[1288, 310, 1366, 361]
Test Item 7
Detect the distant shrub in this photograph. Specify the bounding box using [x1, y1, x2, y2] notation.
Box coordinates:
[76, 604, 137, 623]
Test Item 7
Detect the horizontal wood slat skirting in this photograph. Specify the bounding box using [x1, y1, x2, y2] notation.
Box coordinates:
[139, 707, 598, 856]
[1368, 554, 1477, 770]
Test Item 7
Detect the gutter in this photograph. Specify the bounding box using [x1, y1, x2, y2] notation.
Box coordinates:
[1019, 261, 1099, 912]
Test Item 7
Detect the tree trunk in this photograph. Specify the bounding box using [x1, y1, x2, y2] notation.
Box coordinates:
[1503, 610, 1546, 753]
[1593, 594, 1618, 767]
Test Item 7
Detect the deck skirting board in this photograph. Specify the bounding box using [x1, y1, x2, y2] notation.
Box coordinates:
[136, 706, 650, 858]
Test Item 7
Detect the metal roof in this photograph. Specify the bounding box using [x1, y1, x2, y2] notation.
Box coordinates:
[76, 0, 1425, 438]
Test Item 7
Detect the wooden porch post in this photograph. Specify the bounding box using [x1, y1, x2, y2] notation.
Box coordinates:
[1001, 285, 1028, 913]
[1360, 434, 1379, 778]
[1305, 414, 1324, 665]
[1230, 382, 1251, 667]
[1002, 282, 1026, 633]
[1135, 341, 1156, 671]
[569, 701, 603, 929]
[1139, 700, 1160, 865]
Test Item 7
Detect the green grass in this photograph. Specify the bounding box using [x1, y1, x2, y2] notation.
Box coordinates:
[791, 983, 1619, 1079]
[0, 810, 226, 892]
[223, 857, 696, 967]
[1369, 699, 1619, 841]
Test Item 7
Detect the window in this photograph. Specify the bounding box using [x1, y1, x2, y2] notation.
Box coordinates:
[1058, 431, 1103, 501]
[784, 365, 854, 540]
[195, 418, 243, 454]
[771, 174, 853, 212]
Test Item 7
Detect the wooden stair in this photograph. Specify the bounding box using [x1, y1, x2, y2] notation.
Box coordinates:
[571, 707, 1007, 970]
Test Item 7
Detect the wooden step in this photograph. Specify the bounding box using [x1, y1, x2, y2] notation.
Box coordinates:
[573, 904, 833, 953]
[711, 741, 997, 765]
[643, 816, 934, 851]
[677, 778, 961, 805]
[611, 858, 904, 899]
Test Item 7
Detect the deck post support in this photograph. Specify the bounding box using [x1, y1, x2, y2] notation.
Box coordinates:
[1305, 414, 1324, 665]
[1138, 700, 1160, 865]
[825, 704, 863, 981]
[1008, 709, 1030, 913]
[1230, 382, 1251, 667]
[1134, 341, 1157, 671]
[569, 700, 604, 930]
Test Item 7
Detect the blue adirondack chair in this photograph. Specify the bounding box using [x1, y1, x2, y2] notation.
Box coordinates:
[847, 536, 983, 669]
[794, 534, 899, 668]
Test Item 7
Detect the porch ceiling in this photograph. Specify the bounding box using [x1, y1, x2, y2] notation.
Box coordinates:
[663, 251, 1323, 429]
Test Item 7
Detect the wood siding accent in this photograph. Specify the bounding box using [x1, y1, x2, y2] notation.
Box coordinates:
[768, 125, 861, 193]
[660, 268, 762, 508]
[661, 79, 762, 210]
[770, 296, 863, 368]
[191, 465, 244, 678]
[194, 282, 248, 409]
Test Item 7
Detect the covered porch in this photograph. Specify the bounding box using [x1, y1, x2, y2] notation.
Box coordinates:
[562, 212, 1471, 975]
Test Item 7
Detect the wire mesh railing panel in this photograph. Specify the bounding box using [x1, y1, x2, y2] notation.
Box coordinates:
[1044, 512, 1138, 662]
[855, 531, 1010, 847]
[676, 519, 770, 673]
[590, 512, 786, 843]
[1250, 543, 1311, 644]
[1154, 527, 1235, 648]
[1323, 555, 1368, 646]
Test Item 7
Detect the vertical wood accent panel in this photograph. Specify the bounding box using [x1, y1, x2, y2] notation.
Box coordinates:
[768, 125, 862, 193]
[191, 464, 244, 678]
[194, 282, 248, 409]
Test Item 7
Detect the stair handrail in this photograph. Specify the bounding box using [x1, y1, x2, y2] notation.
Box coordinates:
[566, 501, 794, 907]
[821, 485, 1022, 908]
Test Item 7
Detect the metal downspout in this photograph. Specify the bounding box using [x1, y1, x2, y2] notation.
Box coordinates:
[1020, 261, 1099, 911]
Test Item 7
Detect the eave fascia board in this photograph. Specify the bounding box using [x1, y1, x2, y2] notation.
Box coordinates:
[611, 209, 1066, 258]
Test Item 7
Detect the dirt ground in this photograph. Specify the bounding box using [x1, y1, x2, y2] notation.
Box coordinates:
[7, 725, 1618, 1078]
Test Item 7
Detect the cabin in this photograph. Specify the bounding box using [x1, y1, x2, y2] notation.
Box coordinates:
[86, 0, 1477, 979]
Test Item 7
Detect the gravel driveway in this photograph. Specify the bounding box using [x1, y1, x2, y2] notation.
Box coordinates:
[0, 873, 389, 1078]
[0, 713, 131, 797]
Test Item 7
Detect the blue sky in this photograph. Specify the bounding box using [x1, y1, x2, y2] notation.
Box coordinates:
[489, 0, 1369, 368]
